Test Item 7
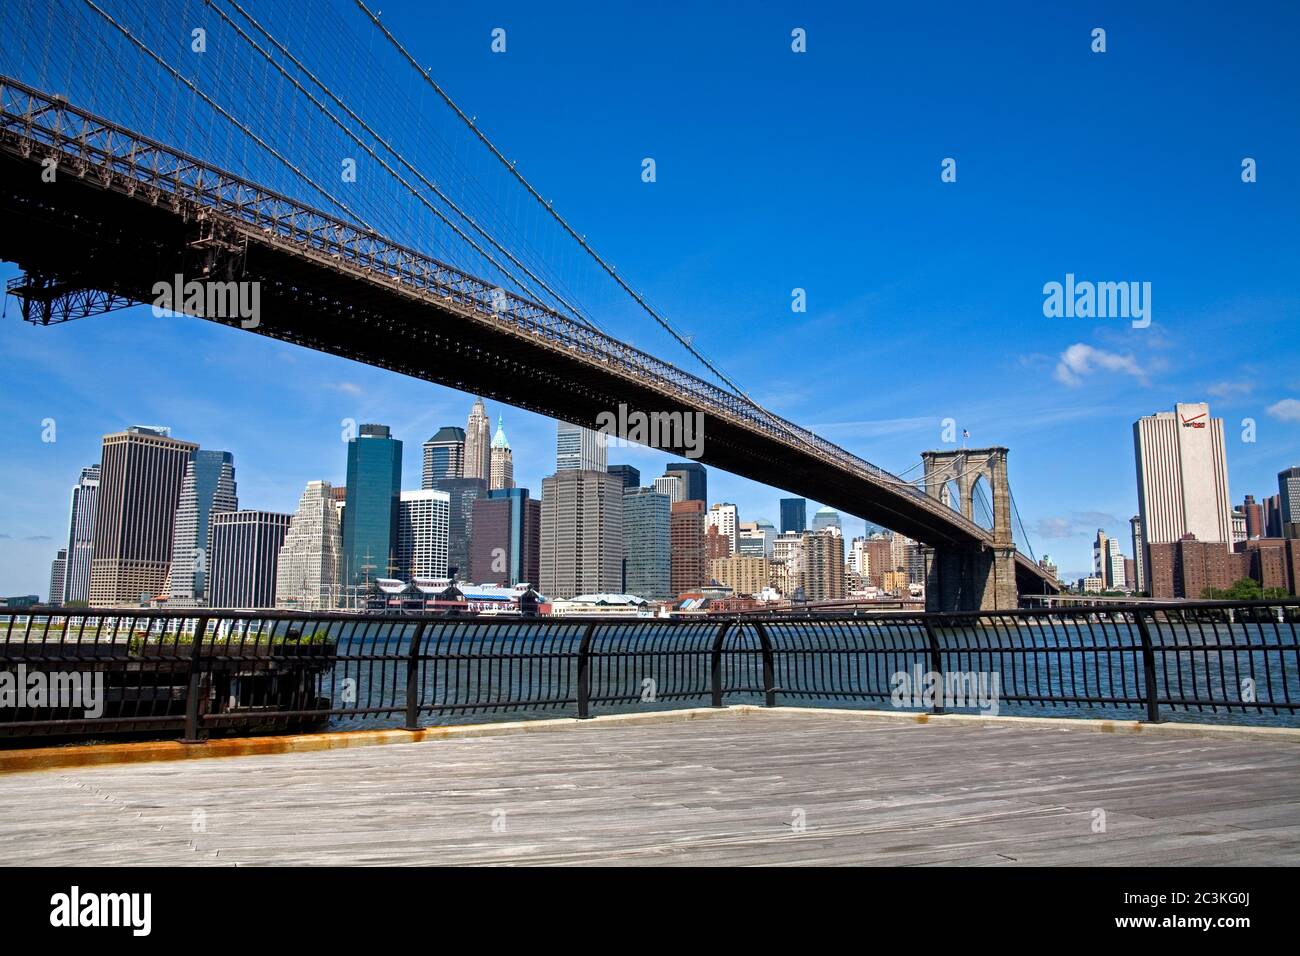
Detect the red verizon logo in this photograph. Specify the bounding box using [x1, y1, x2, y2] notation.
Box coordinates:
[1181, 411, 1207, 429]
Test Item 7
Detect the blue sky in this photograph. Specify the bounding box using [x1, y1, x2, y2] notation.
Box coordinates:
[2, 0, 1299, 595]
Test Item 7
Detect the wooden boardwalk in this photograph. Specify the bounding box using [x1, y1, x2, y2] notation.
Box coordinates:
[2, 711, 1298, 866]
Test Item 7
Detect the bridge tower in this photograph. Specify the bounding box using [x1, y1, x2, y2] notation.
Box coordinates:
[920, 447, 1017, 612]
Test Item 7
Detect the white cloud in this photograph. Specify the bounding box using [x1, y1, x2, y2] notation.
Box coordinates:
[1208, 380, 1254, 400]
[1054, 343, 1146, 387]
[1266, 398, 1300, 423]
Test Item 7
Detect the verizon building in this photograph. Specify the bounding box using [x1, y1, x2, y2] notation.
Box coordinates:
[1133, 403, 1233, 590]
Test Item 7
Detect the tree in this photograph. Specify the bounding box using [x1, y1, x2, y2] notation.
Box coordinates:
[1200, 578, 1263, 600]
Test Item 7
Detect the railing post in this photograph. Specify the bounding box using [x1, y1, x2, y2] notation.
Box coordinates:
[181, 614, 210, 744]
[752, 621, 776, 707]
[404, 620, 428, 731]
[576, 623, 596, 719]
[922, 615, 944, 715]
[709, 620, 734, 707]
[1134, 608, 1160, 723]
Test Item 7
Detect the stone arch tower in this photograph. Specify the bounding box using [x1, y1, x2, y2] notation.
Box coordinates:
[920, 447, 1017, 611]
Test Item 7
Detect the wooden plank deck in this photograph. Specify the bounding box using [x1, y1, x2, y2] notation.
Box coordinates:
[1, 711, 1297, 866]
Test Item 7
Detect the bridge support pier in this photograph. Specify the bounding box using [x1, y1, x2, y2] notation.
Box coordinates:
[920, 446, 1018, 612]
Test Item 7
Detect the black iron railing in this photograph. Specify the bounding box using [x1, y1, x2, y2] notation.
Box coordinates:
[1, 602, 1297, 743]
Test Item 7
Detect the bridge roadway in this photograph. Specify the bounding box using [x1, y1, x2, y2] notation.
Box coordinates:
[1, 709, 1296, 865]
[0, 76, 1052, 595]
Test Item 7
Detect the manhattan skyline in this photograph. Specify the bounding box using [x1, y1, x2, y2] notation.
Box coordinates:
[2, 1, 1299, 595]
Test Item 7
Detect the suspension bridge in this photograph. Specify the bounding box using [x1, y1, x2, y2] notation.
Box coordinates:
[0, 0, 1057, 609]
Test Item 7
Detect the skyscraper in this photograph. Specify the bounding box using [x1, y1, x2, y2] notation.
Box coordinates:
[470, 488, 541, 587]
[397, 489, 451, 579]
[653, 474, 684, 503]
[540, 469, 623, 599]
[622, 487, 671, 601]
[773, 531, 805, 596]
[61, 465, 100, 605]
[811, 506, 843, 534]
[342, 424, 402, 590]
[1280, 466, 1300, 535]
[168, 450, 238, 605]
[1092, 529, 1110, 585]
[556, 421, 607, 472]
[421, 426, 465, 488]
[1134, 403, 1232, 593]
[276, 481, 342, 610]
[608, 464, 641, 490]
[803, 529, 847, 601]
[663, 461, 707, 504]
[670, 499, 706, 596]
[489, 416, 514, 490]
[1242, 495, 1264, 540]
[464, 399, 492, 482]
[1130, 515, 1145, 593]
[209, 510, 291, 609]
[89, 426, 198, 606]
[780, 498, 807, 535]
[705, 502, 738, 554]
[48, 549, 66, 605]
[737, 519, 775, 559]
[433, 476, 488, 580]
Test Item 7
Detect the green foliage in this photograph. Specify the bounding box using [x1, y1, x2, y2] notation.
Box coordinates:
[1201, 578, 1265, 601]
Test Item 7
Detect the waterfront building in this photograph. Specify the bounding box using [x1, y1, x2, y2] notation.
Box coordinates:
[342, 424, 402, 591]
[89, 426, 198, 606]
[275, 480, 343, 610]
[168, 450, 238, 605]
[433, 476, 489, 581]
[421, 426, 465, 488]
[709, 553, 772, 598]
[1133, 403, 1233, 597]
[670, 499, 707, 596]
[209, 510, 291, 609]
[397, 489, 451, 579]
[622, 487, 671, 601]
[802, 529, 846, 602]
[540, 469, 623, 600]
[470, 487, 541, 587]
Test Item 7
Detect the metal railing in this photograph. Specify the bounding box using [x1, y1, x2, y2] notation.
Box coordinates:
[2, 601, 1297, 743]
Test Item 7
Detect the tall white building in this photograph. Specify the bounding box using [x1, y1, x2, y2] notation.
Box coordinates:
[653, 474, 684, 503]
[1133, 403, 1232, 572]
[275, 480, 343, 610]
[397, 489, 451, 579]
[464, 398, 492, 482]
[705, 502, 738, 555]
[61, 465, 100, 605]
[556, 421, 607, 472]
[738, 519, 775, 559]
[773, 531, 805, 596]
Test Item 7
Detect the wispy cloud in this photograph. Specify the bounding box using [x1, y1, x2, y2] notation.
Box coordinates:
[1054, 343, 1147, 387]
[1208, 380, 1254, 400]
[1266, 398, 1300, 423]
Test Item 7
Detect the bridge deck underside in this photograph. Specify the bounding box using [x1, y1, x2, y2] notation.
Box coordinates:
[0, 148, 1050, 592]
